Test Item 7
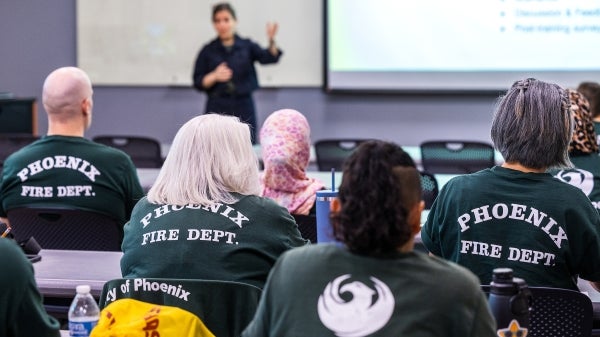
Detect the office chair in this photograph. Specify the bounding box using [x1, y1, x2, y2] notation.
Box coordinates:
[100, 278, 262, 337]
[419, 171, 439, 209]
[420, 140, 495, 174]
[7, 207, 122, 251]
[93, 135, 163, 168]
[0, 98, 37, 134]
[314, 139, 370, 171]
[293, 214, 317, 243]
[481, 285, 594, 337]
[0, 133, 39, 170]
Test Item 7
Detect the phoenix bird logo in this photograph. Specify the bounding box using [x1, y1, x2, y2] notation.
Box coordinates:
[317, 274, 394, 337]
[555, 168, 594, 196]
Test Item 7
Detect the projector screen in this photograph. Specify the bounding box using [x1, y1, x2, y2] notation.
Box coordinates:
[325, 0, 600, 92]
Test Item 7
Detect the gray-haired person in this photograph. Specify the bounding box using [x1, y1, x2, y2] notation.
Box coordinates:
[423, 78, 600, 292]
[120, 114, 308, 289]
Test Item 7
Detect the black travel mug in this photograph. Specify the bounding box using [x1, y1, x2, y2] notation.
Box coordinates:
[488, 268, 532, 331]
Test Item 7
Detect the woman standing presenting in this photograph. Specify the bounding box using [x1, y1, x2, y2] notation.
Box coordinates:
[193, 2, 282, 143]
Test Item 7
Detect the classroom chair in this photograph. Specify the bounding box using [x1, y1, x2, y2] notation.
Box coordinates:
[293, 214, 317, 243]
[419, 171, 439, 209]
[93, 135, 163, 168]
[314, 139, 371, 171]
[420, 140, 495, 174]
[0, 133, 40, 172]
[7, 207, 122, 251]
[100, 278, 262, 337]
[481, 285, 594, 337]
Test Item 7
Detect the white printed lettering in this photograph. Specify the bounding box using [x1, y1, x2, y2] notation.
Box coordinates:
[20, 185, 53, 197]
[460, 240, 503, 258]
[491, 203, 508, 219]
[457, 213, 471, 232]
[472, 205, 492, 224]
[509, 203, 527, 220]
[507, 246, 555, 266]
[15, 156, 101, 181]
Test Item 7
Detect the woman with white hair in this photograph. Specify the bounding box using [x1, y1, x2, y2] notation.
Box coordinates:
[121, 114, 307, 288]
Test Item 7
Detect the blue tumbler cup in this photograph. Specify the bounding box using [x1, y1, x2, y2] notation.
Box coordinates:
[315, 190, 338, 243]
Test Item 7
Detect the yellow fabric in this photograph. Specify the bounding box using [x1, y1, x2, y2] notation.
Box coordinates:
[90, 298, 215, 337]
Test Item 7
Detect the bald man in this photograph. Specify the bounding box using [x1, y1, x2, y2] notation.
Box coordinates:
[0, 67, 144, 226]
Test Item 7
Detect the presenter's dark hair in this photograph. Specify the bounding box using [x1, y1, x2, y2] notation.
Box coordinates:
[212, 2, 236, 21]
[491, 78, 572, 170]
[330, 140, 420, 256]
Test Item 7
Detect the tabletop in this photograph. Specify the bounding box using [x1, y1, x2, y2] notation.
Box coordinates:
[34, 249, 123, 298]
[138, 168, 457, 196]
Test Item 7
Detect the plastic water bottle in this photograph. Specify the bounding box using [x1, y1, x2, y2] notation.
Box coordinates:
[488, 268, 532, 332]
[68, 285, 100, 337]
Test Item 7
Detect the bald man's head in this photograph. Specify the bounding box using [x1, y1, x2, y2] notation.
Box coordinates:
[42, 67, 93, 127]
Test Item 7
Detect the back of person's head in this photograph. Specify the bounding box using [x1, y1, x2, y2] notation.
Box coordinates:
[42, 67, 93, 124]
[491, 78, 572, 170]
[577, 81, 600, 119]
[567, 89, 599, 156]
[260, 109, 311, 175]
[331, 140, 421, 256]
[148, 114, 260, 205]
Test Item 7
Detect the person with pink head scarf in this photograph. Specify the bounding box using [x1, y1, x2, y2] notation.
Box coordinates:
[260, 109, 324, 215]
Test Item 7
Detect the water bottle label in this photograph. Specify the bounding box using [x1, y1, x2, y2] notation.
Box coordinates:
[69, 320, 98, 336]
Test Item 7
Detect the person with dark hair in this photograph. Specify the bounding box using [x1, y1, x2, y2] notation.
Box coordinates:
[423, 78, 600, 292]
[192, 2, 282, 143]
[553, 89, 600, 212]
[577, 81, 600, 143]
[0, 238, 60, 336]
[242, 140, 496, 337]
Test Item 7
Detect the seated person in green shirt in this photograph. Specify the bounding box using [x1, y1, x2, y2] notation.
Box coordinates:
[553, 89, 600, 212]
[242, 140, 496, 337]
[0, 67, 144, 226]
[121, 114, 308, 289]
[423, 78, 600, 292]
[0, 238, 60, 337]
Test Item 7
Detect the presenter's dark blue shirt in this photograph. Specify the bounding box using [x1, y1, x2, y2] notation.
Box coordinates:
[192, 34, 282, 97]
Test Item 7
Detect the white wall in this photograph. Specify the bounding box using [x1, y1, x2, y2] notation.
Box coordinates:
[0, 0, 498, 148]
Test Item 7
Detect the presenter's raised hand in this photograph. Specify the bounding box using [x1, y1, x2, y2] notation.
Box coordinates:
[266, 22, 279, 41]
[213, 62, 233, 82]
[266, 22, 279, 56]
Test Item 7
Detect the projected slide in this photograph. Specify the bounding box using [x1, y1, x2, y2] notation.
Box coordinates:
[326, 0, 600, 91]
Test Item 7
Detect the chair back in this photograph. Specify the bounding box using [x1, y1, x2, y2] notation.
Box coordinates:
[420, 140, 495, 174]
[0, 133, 39, 170]
[7, 207, 122, 251]
[419, 171, 439, 209]
[93, 135, 163, 168]
[100, 278, 262, 337]
[314, 139, 370, 171]
[292, 214, 317, 243]
[481, 285, 593, 337]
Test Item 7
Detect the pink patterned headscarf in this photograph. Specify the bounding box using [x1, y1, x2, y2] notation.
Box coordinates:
[260, 109, 324, 215]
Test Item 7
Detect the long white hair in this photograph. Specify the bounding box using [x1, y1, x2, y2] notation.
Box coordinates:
[147, 114, 260, 205]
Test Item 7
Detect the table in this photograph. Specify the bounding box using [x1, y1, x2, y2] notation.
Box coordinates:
[37, 247, 599, 330]
[138, 168, 457, 196]
[34, 249, 122, 325]
[160, 144, 504, 171]
[34, 249, 123, 299]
